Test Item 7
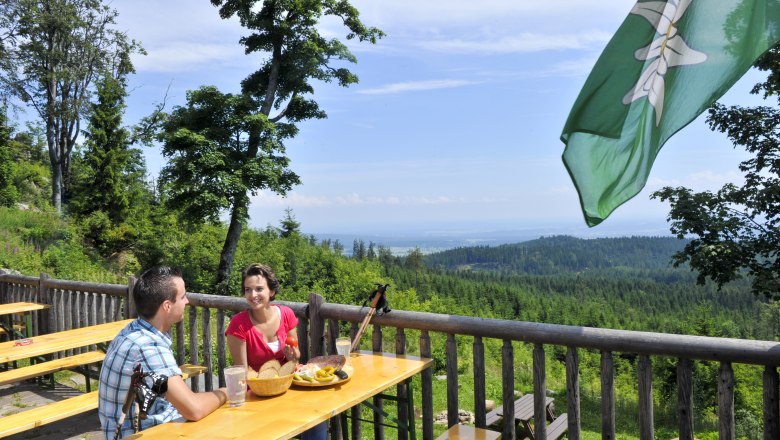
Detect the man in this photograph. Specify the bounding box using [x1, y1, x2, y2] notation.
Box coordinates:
[98, 266, 228, 439]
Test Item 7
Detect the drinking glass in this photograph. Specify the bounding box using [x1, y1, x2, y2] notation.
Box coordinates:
[336, 336, 352, 369]
[224, 366, 246, 407]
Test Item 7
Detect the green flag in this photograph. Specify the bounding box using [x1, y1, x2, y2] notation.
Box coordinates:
[561, 0, 780, 227]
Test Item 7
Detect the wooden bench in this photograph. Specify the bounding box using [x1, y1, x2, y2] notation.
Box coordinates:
[0, 364, 208, 438]
[545, 413, 569, 440]
[486, 394, 555, 438]
[436, 424, 501, 440]
[0, 351, 106, 387]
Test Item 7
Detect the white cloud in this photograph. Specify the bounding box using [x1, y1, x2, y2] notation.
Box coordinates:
[358, 79, 478, 95]
[419, 31, 612, 54]
[250, 191, 468, 208]
[647, 170, 742, 191]
[131, 42, 247, 73]
[350, 0, 627, 30]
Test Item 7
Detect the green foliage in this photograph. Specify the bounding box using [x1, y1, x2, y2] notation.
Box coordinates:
[0, 112, 18, 207]
[69, 75, 141, 224]
[1, 0, 144, 212]
[67, 74, 153, 260]
[159, 86, 299, 225]
[278, 207, 300, 238]
[652, 46, 780, 299]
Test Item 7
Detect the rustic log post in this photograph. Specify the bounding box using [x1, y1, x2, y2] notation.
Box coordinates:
[40, 273, 51, 335]
[534, 344, 547, 440]
[202, 308, 213, 391]
[420, 330, 434, 440]
[638, 355, 654, 440]
[446, 333, 459, 427]
[217, 309, 227, 388]
[717, 362, 735, 440]
[566, 347, 581, 440]
[501, 339, 515, 440]
[189, 306, 199, 392]
[350, 321, 362, 440]
[298, 314, 311, 364]
[373, 323, 385, 440]
[176, 321, 185, 363]
[601, 351, 615, 440]
[309, 293, 325, 357]
[396, 327, 408, 440]
[327, 318, 339, 355]
[473, 336, 486, 429]
[127, 276, 137, 319]
[677, 358, 694, 440]
[763, 365, 779, 440]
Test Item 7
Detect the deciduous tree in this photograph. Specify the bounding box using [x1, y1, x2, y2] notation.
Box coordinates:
[652, 47, 780, 299]
[170, 0, 383, 294]
[0, 0, 141, 212]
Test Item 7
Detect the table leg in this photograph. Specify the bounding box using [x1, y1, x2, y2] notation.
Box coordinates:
[25, 312, 32, 338]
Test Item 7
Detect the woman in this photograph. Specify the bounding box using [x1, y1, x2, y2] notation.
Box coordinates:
[226, 263, 299, 370]
[226, 263, 327, 440]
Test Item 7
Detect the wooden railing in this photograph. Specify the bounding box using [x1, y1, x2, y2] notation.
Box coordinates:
[1, 272, 779, 440]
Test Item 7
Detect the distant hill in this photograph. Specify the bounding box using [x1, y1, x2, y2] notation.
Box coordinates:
[423, 235, 687, 274]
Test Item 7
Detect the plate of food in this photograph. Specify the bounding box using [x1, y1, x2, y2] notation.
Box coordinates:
[292, 355, 351, 387]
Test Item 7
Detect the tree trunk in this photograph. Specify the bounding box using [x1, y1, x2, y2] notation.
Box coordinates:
[214, 200, 247, 296]
[46, 120, 62, 214]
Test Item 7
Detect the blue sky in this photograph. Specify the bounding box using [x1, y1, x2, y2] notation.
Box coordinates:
[109, 0, 763, 236]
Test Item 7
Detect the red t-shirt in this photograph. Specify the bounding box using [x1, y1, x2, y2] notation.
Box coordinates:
[225, 305, 299, 371]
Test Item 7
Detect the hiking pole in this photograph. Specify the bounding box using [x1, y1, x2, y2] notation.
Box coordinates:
[350, 284, 389, 352]
[112, 365, 141, 440]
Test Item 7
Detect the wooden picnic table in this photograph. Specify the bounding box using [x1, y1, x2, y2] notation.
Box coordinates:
[0, 301, 50, 338]
[127, 351, 433, 440]
[0, 319, 132, 364]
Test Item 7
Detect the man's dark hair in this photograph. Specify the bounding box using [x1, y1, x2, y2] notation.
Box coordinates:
[241, 263, 280, 300]
[133, 266, 183, 320]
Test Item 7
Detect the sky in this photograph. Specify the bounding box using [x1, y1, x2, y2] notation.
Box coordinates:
[105, 0, 766, 237]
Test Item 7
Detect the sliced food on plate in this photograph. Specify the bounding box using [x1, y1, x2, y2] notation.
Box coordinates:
[293, 354, 349, 384]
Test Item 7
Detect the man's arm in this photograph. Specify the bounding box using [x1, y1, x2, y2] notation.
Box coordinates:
[165, 376, 229, 421]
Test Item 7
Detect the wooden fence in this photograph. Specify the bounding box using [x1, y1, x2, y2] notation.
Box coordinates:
[1, 272, 779, 440]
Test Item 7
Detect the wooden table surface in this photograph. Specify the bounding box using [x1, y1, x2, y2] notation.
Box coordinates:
[128, 351, 433, 440]
[0, 301, 49, 315]
[0, 319, 132, 363]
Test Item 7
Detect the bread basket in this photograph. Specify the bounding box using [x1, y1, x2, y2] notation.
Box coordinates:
[247, 373, 294, 397]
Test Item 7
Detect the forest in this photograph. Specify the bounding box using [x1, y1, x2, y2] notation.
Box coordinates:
[1, 2, 778, 438]
[1, 204, 776, 438]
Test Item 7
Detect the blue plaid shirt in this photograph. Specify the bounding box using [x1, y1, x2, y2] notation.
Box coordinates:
[98, 318, 183, 439]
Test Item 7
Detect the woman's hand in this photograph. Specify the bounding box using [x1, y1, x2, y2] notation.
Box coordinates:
[283, 333, 300, 362]
[282, 343, 300, 362]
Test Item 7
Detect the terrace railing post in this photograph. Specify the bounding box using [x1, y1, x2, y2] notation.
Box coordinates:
[501, 339, 515, 440]
[533, 344, 547, 440]
[373, 323, 385, 440]
[395, 328, 409, 440]
[309, 293, 325, 357]
[637, 355, 653, 440]
[677, 358, 694, 440]
[601, 351, 615, 440]
[127, 276, 137, 319]
[566, 347, 581, 440]
[445, 333, 458, 427]
[763, 366, 779, 440]
[38, 272, 50, 335]
[217, 309, 227, 388]
[420, 330, 434, 440]
[473, 336, 486, 429]
[189, 306, 199, 392]
[717, 362, 735, 440]
[350, 321, 363, 440]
